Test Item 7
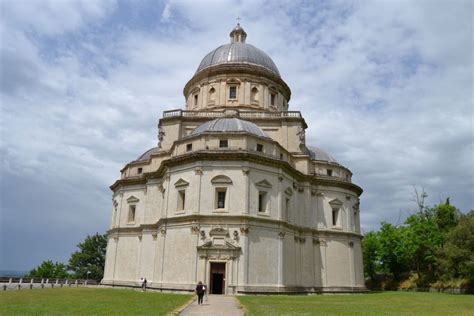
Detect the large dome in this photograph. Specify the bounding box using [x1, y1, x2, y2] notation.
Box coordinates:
[190, 117, 269, 138]
[195, 23, 280, 77]
[196, 42, 280, 77]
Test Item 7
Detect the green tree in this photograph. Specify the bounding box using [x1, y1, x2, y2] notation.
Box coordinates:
[437, 211, 474, 283]
[27, 260, 69, 279]
[378, 222, 410, 279]
[404, 212, 443, 282]
[362, 231, 380, 282]
[68, 233, 107, 280]
[433, 203, 459, 234]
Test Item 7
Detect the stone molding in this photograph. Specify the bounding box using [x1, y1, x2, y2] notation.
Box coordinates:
[126, 195, 139, 203]
[329, 198, 344, 206]
[210, 175, 233, 185]
[183, 63, 291, 102]
[106, 214, 363, 240]
[174, 178, 189, 188]
[255, 179, 272, 188]
[209, 227, 229, 237]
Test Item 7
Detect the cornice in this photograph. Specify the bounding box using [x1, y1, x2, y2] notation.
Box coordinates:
[110, 150, 363, 195]
[106, 213, 363, 240]
[183, 63, 291, 101]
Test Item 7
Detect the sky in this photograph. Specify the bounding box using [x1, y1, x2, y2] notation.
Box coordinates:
[0, 0, 472, 272]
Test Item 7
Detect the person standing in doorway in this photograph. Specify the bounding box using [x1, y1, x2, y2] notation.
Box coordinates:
[195, 281, 205, 305]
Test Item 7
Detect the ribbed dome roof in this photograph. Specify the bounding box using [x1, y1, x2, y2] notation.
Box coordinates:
[190, 118, 269, 138]
[196, 42, 280, 77]
[135, 146, 160, 162]
[307, 146, 339, 163]
[195, 24, 280, 77]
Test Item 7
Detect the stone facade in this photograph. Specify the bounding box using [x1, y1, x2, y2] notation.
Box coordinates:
[102, 24, 365, 294]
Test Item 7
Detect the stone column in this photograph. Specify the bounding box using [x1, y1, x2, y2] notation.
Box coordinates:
[278, 231, 285, 287]
[240, 226, 250, 285]
[194, 167, 203, 214]
[151, 231, 159, 285]
[349, 241, 355, 287]
[321, 239, 327, 287]
[164, 173, 171, 218]
[278, 175, 284, 220]
[136, 233, 143, 281]
[316, 192, 325, 229]
[158, 227, 167, 285]
[242, 168, 250, 214]
[311, 189, 317, 227]
[192, 224, 200, 283]
[244, 80, 251, 105]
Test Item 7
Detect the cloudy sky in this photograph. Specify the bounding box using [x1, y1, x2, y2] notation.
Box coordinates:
[1, 0, 472, 272]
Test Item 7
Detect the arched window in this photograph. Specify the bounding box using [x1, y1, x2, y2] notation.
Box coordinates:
[251, 87, 259, 103]
[194, 94, 198, 106]
[211, 175, 233, 210]
[209, 87, 216, 102]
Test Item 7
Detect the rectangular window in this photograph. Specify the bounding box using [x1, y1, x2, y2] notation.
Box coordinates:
[128, 205, 136, 223]
[332, 208, 339, 226]
[219, 139, 228, 148]
[194, 94, 198, 106]
[258, 192, 267, 212]
[285, 198, 290, 221]
[137, 167, 143, 174]
[216, 189, 227, 209]
[270, 93, 276, 106]
[186, 143, 192, 152]
[229, 86, 237, 99]
[256, 143, 263, 152]
[327, 169, 333, 176]
[178, 190, 186, 211]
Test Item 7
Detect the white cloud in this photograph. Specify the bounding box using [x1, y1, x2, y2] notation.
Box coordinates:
[161, 1, 172, 22]
[1, 0, 116, 36]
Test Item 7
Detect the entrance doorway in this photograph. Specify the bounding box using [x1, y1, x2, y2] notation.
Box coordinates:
[210, 262, 226, 294]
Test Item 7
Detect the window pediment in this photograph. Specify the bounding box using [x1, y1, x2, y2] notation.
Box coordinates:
[211, 175, 233, 185]
[127, 195, 139, 203]
[174, 178, 190, 188]
[256, 179, 272, 188]
[329, 198, 343, 206]
[209, 227, 229, 237]
[197, 239, 240, 251]
[226, 78, 241, 84]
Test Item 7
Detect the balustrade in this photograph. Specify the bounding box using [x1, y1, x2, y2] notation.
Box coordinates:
[162, 109, 302, 120]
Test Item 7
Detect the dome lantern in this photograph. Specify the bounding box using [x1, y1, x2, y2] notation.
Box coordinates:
[229, 23, 247, 43]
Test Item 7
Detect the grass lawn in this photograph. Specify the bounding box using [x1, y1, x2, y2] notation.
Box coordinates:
[237, 291, 474, 316]
[0, 287, 192, 315]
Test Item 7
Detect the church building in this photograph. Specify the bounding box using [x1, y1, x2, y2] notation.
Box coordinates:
[102, 24, 365, 294]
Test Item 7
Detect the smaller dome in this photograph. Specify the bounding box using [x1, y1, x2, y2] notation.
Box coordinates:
[190, 118, 269, 138]
[135, 147, 160, 162]
[307, 146, 339, 163]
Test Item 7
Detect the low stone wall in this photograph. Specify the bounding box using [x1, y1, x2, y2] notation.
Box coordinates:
[0, 277, 99, 291]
